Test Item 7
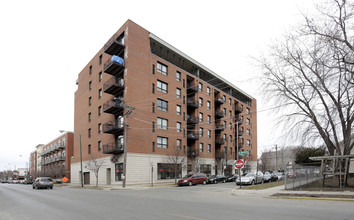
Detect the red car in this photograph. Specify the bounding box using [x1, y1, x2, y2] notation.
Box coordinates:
[177, 173, 208, 186]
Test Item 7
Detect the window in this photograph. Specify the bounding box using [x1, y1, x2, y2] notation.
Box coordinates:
[89, 65, 92, 74]
[157, 99, 168, 112]
[152, 142, 155, 152]
[88, 128, 91, 138]
[176, 71, 181, 81]
[88, 145, 91, 154]
[89, 81, 92, 90]
[207, 101, 211, 109]
[157, 80, 168, 93]
[89, 97, 92, 106]
[88, 113, 91, 122]
[230, 147, 232, 155]
[230, 135, 232, 142]
[99, 54, 102, 65]
[176, 105, 181, 115]
[199, 112, 203, 122]
[229, 98, 231, 105]
[207, 115, 211, 124]
[98, 89, 102, 99]
[152, 122, 155, 132]
[199, 98, 203, 107]
[247, 139, 251, 146]
[157, 118, 168, 130]
[157, 137, 168, 148]
[98, 106, 102, 116]
[207, 87, 210, 95]
[208, 144, 211, 153]
[199, 127, 203, 137]
[157, 163, 181, 180]
[199, 143, 203, 152]
[223, 133, 227, 140]
[177, 122, 181, 133]
[152, 102, 155, 113]
[183, 79, 185, 88]
[223, 95, 226, 101]
[99, 72, 102, 82]
[246, 108, 250, 114]
[176, 88, 181, 98]
[223, 121, 226, 129]
[223, 108, 226, 115]
[152, 83, 155, 94]
[183, 96, 185, 104]
[98, 123, 102, 134]
[229, 123, 232, 130]
[247, 129, 251, 136]
[98, 141, 101, 152]
[157, 62, 168, 75]
[246, 118, 250, 125]
[208, 130, 211, 138]
[199, 82, 203, 91]
[177, 140, 182, 150]
[152, 64, 155, 74]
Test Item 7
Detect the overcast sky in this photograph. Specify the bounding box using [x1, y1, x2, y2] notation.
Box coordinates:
[0, 0, 314, 171]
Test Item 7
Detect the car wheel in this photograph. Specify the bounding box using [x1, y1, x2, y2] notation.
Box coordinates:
[50, 187, 53, 189]
[32, 186, 35, 189]
[251, 180, 255, 185]
[188, 181, 192, 186]
[202, 180, 206, 185]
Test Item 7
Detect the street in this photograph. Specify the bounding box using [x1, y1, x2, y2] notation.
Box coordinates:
[0, 183, 353, 220]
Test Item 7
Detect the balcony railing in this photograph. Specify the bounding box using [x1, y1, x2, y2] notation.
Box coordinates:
[215, 110, 225, 119]
[103, 143, 124, 154]
[187, 98, 199, 109]
[215, 151, 226, 159]
[103, 120, 124, 135]
[104, 34, 125, 56]
[104, 56, 125, 75]
[187, 116, 199, 125]
[103, 98, 124, 115]
[215, 138, 225, 145]
[215, 123, 225, 132]
[187, 132, 199, 141]
[187, 82, 198, 94]
[103, 76, 124, 95]
[236, 130, 243, 137]
[233, 104, 242, 114]
[215, 97, 225, 105]
[187, 149, 199, 157]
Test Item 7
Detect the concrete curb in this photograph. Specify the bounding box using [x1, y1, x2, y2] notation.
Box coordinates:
[274, 196, 354, 202]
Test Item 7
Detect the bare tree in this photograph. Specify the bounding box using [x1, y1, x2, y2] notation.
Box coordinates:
[259, 0, 354, 156]
[86, 155, 106, 187]
[259, 151, 272, 172]
[163, 146, 186, 184]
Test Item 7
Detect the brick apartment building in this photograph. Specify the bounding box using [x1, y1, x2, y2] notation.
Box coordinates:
[72, 20, 257, 186]
[38, 132, 74, 180]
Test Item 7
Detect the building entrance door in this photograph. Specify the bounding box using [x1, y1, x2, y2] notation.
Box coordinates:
[115, 163, 124, 181]
[84, 172, 90, 185]
[106, 168, 111, 185]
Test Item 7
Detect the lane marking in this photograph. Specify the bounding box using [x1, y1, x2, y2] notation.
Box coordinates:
[168, 213, 208, 220]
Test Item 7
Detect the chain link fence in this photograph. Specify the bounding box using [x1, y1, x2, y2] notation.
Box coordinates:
[284, 165, 321, 190]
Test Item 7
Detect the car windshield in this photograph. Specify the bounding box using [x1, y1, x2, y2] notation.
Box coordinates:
[209, 175, 216, 178]
[245, 173, 255, 177]
[183, 174, 193, 178]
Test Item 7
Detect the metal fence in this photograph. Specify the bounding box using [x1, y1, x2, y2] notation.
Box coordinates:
[284, 165, 321, 190]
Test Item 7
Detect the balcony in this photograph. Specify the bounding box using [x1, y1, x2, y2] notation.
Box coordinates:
[187, 116, 199, 126]
[236, 130, 243, 137]
[57, 155, 65, 161]
[187, 132, 199, 141]
[233, 104, 242, 114]
[104, 56, 125, 76]
[215, 151, 226, 159]
[187, 82, 198, 94]
[187, 98, 199, 109]
[103, 120, 124, 135]
[187, 149, 199, 158]
[236, 142, 244, 149]
[215, 123, 225, 132]
[215, 110, 225, 119]
[103, 98, 124, 115]
[215, 138, 225, 145]
[215, 97, 225, 105]
[103, 143, 124, 154]
[103, 77, 124, 95]
[104, 34, 125, 56]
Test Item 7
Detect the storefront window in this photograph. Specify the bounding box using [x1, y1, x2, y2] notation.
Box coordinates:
[157, 163, 182, 180]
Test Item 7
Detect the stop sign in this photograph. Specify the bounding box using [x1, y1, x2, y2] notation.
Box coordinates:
[235, 160, 244, 169]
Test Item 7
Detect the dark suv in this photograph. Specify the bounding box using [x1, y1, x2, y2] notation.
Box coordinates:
[177, 173, 208, 186]
[32, 177, 54, 189]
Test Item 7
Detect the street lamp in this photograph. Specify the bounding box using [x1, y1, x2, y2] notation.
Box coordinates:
[60, 130, 83, 187]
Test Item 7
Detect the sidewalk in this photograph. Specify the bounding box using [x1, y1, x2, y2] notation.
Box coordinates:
[65, 183, 175, 191]
[231, 185, 354, 202]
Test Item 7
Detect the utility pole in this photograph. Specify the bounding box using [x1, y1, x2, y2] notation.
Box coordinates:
[122, 106, 135, 188]
[275, 145, 278, 171]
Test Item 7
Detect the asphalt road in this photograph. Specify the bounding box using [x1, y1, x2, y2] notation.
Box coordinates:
[0, 182, 353, 220]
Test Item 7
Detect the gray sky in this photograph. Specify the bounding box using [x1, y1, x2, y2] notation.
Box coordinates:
[0, 0, 313, 171]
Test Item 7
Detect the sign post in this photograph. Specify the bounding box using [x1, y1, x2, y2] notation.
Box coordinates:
[235, 160, 244, 188]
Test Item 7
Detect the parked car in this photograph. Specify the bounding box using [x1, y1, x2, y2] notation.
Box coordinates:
[236, 172, 264, 185]
[23, 180, 33, 184]
[1, 180, 12, 184]
[263, 172, 278, 182]
[177, 173, 207, 186]
[207, 175, 227, 184]
[226, 174, 240, 182]
[32, 177, 54, 189]
[287, 171, 298, 178]
[273, 172, 284, 181]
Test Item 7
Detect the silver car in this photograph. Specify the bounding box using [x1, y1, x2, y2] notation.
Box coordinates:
[32, 177, 53, 189]
[236, 172, 264, 185]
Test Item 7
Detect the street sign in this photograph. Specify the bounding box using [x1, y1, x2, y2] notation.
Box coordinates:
[235, 160, 244, 169]
[110, 155, 119, 164]
[239, 150, 250, 157]
[62, 177, 69, 183]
